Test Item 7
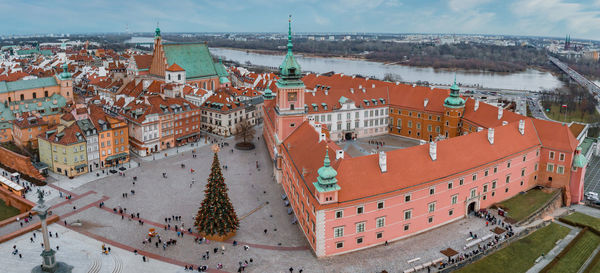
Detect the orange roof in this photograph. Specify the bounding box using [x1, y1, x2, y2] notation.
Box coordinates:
[462, 99, 523, 128]
[166, 63, 185, 72]
[133, 54, 153, 70]
[283, 119, 541, 204]
[532, 119, 579, 152]
[569, 123, 586, 139]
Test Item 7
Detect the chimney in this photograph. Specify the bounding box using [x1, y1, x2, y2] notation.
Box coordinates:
[358, 84, 362, 89]
[378, 151, 387, 173]
[488, 128, 494, 144]
[319, 133, 326, 142]
[429, 142, 437, 161]
[412, 84, 416, 87]
[309, 116, 315, 126]
[518, 119, 525, 135]
[420, 140, 427, 145]
[498, 107, 503, 120]
[477, 127, 483, 132]
[372, 83, 375, 88]
[396, 82, 400, 85]
[362, 88, 366, 93]
[350, 88, 354, 93]
[424, 99, 429, 107]
[474, 100, 479, 111]
[336, 150, 344, 160]
[324, 90, 328, 96]
[502, 121, 508, 126]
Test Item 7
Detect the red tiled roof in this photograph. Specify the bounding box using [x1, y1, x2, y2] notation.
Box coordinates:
[533, 119, 579, 152]
[166, 63, 185, 72]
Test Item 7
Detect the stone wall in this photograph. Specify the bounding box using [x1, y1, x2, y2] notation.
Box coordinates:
[0, 146, 45, 184]
[0, 186, 35, 213]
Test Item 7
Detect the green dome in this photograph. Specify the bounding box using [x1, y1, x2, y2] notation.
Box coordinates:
[279, 15, 302, 84]
[263, 88, 274, 100]
[59, 63, 71, 80]
[314, 149, 341, 193]
[155, 27, 161, 38]
[444, 77, 465, 108]
[573, 147, 587, 168]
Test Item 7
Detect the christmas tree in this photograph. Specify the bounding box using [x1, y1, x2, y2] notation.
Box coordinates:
[194, 148, 239, 238]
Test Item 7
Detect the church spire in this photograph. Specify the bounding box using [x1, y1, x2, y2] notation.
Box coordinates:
[287, 15, 293, 53]
[444, 74, 465, 108]
[155, 21, 161, 38]
[278, 15, 302, 85]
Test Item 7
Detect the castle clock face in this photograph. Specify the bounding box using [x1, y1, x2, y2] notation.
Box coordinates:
[287, 92, 297, 102]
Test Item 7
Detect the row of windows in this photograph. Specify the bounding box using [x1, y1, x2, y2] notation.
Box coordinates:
[390, 109, 442, 122]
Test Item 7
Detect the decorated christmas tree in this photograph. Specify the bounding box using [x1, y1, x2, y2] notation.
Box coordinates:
[194, 146, 239, 239]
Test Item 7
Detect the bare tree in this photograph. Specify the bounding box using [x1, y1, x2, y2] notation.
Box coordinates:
[235, 119, 255, 144]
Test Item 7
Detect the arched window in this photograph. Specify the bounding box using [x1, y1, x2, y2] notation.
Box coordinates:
[32, 93, 36, 99]
[20, 94, 24, 101]
[44, 91, 48, 97]
[178, 74, 181, 81]
[211, 81, 214, 90]
[168, 74, 171, 81]
[203, 82, 207, 89]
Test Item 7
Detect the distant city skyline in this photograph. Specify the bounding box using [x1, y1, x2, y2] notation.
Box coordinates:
[1, 0, 600, 41]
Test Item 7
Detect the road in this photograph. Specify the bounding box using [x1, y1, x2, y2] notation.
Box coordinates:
[549, 56, 600, 97]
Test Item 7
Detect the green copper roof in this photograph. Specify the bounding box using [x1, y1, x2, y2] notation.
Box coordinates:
[16, 49, 52, 56]
[219, 76, 230, 84]
[0, 93, 66, 127]
[58, 63, 71, 80]
[215, 58, 229, 78]
[263, 88, 274, 100]
[278, 15, 303, 86]
[314, 149, 341, 193]
[444, 76, 465, 108]
[163, 43, 218, 79]
[0, 77, 58, 94]
[580, 137, 596, 156]
[155, 27, 161, 38]
[573, 147, 587, 168]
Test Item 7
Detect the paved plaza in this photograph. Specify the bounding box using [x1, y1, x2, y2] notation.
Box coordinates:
[336, 134, 421, 157]
[0, 127, 536, 273]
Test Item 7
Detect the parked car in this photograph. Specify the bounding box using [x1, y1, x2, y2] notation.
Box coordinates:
[586, 192, 599, 201]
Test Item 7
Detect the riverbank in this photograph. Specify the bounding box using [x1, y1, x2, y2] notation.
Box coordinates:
[214, 46, 548, 75]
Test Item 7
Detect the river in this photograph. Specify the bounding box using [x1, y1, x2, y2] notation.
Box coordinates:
[210, 47, 563, 92]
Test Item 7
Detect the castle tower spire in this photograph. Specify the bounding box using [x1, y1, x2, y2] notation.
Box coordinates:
[278, 15, 302, 84]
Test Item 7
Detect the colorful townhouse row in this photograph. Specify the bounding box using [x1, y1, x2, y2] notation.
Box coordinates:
[263, 19, 590, 257]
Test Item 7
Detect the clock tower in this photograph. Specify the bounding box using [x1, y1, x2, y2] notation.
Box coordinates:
[275, 15, 306, 141]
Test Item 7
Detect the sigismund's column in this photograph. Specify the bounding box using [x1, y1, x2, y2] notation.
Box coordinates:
[32, 189, 72, 273]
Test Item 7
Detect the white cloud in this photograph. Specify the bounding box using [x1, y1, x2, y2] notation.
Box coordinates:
[511, 0, 600, 38]
[448, 0, 492, 12]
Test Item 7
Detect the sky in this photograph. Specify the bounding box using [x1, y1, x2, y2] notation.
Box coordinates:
[2, 0, 600, 40]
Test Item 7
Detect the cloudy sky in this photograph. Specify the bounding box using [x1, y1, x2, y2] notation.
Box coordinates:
[2, 0, 600, 40]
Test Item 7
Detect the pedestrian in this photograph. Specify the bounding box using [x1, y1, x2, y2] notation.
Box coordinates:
[264, 229, 268, 234]
[19, 254, 22, 259]
[55, 232, 58, 238]
[289, 267, 294, 273]
[33, 233, 36, 238]
[142, 256, 146, 262]
[56, 246, 59, 251]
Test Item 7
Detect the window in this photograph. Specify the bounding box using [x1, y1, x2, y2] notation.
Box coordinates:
[559, 153, 565, 161]
[428, 216, 434, 223]
[356, 206, 364, 214]
[483, 195, 487, 200]
[408, 121, 412, 128]
[521, 168, 526, 177]
[428, 202, 436, 213]
[535, 163, 539, 171]
[377, 201, 384, 209]
[429, 187, 435, 195]
[505, 188, 509, 193]
[536, 149, 540, 156]
[405, 194, 411, 202]
[336, 242, 344, 249]
[404, 210, 412, 220]
[483, 184, 488, 193]
[549, 151, 555, 160]
[356, 222, 365, 233]
[449, 209, 454, 216]
[448, 182, 453, 189]
[494, 166, 499, 174]
[523, 155, 527, 162]
[506, 175, 511, 183]
[334, 227, 344, 238]
[403, 224, 410, 231]
[356, 237, 364, 244]
[484, 170, 489, 177]
[547, 164, 554, 172]
[459, 178, 464, 186]
[520, 181, 524, 186]
[376, 217, 385, 228]
[492, 180, 497, 189]
[375, 232, 384, 239]
[472, 174, 477, 181]
[470, 188, 477, 198]
[507, 161, 511, 168]
[451, 194, 458, 204]
[557, 165, 565, 174]
[335, 210, 343, 219]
